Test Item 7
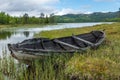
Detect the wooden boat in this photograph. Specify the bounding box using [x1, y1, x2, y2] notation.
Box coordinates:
[8, 30, 105, 61]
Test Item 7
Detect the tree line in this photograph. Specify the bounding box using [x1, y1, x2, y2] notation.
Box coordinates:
[55, 8, 120, 23]
[0, 12, 55, 25]
[55, 11, 120, 23]
[1, 9, 120, 25]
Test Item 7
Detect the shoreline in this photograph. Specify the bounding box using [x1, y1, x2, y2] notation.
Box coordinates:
[0, 23, 57, 29]
[34, 22, 117, 38]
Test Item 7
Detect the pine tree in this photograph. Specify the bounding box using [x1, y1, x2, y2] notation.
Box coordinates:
[23, 13, 29, 24]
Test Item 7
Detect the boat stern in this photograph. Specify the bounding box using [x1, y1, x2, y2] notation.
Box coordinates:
[8, 44, 12, 53]
[8, 44, 19, 59]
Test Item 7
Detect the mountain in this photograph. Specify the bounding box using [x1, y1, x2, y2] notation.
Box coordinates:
[55, 11, 120, 22]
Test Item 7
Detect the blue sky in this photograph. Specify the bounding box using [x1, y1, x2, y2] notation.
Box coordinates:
[57, 0, 120, 11]
[0, 0, 120, 16]
[55, 0, 120, 15]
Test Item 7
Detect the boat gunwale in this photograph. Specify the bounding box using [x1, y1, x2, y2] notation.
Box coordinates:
[8, 30, 105, 53]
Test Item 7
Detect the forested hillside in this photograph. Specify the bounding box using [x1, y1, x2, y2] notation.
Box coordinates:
[0, 11, 120, 25]
[55, 11, 120, 22]
[0, 12, 55, 25]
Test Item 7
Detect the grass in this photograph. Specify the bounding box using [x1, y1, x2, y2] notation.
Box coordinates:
[0, 23, 120, 80]
[0, 23, 56, 30]
[34, 23, 119, 38]
[35, 22, 120, 79]
[0, 50, 71, 80]
[0, 25, 10, 29]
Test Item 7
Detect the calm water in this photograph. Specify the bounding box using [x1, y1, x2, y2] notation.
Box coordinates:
[0, 22, 112, 56]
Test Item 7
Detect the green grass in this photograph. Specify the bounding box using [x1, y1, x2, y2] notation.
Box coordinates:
[0, 23, 120, 80]
[0, 23, 56, 30]
[0, 25, 10, 29]
[35, 23, 119, 38]
[35, 23, 120, 79]
[0, 50, 71, 80]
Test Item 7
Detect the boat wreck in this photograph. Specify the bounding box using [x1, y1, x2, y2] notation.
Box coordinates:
[8, 30, 105, 61]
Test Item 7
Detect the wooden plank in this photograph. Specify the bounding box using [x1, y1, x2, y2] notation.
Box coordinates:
[53, 39, 79, 49]
[72, 35, 94, 46]
[41, 39, 46, 49]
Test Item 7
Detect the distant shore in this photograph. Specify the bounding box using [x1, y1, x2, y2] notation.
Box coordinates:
[0, 23, 57, 29]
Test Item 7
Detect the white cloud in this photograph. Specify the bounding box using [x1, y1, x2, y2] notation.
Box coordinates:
[55, 8, 92, 15]
[29, 0, 59, 5]
[0, 0, 93, 16]
[55, 8, 80, 15]
[0, 0, 59, 16]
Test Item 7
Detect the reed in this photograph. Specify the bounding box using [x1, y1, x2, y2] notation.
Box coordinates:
[0, 50, 71, 80]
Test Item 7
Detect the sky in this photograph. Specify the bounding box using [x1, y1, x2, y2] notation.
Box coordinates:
[0, 0, 120, 16]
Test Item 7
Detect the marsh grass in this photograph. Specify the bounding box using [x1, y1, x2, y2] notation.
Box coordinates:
[0, 23, 57, 30]
[35, 23, 120, 79]
[0, 23, 120, 80]
[0, 50, 72, 80]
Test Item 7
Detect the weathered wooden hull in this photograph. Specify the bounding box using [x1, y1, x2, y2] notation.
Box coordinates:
[8, 30, 105, 61]
[8, 44, 86, 61]
[10, 49, 44, 60]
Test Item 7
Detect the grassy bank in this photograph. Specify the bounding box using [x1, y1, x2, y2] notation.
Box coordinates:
[0, 23, 56, 29]
[0, 24, 38, 29]
[0, 23, 120, 80]
[0, 25, 10, 29]
[35, 23, 120, 79]
[35, 23, 120, 39]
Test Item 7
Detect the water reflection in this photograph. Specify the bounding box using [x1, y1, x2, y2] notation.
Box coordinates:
[23, 31, 30, 37]
[0, 30, 30, 40]
[0, 31, 13, 40]
[0, 30, 32, 56]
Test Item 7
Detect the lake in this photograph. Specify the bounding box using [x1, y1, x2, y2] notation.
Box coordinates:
[0, 22, 112, 56]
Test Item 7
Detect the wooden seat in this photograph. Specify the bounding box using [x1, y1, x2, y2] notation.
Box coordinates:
[72, 35, 95, 47]
[53, 39, 79, 49]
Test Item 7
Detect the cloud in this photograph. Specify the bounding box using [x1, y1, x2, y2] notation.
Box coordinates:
[55, 8, 81, 15]
[55, 8, 92, 15]
[0, 0, 59, 16]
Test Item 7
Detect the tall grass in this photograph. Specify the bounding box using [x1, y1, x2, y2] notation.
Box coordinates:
[35, 23, 120, 79]
[0, 23, 120, 80]
[0, 50, 72, 80]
